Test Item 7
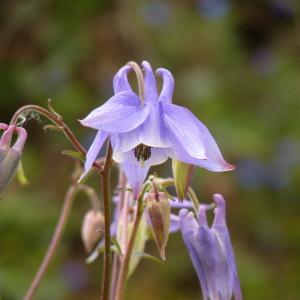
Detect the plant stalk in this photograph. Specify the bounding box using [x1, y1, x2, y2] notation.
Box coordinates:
[10, 104, 103, 171]
[115, 194, 145, 300]
[100, 142, 113, 300]
[110, 170, 127, 299]
[23, 182, 79, 300]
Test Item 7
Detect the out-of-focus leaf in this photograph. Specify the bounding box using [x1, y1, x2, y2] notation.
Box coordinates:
[62, 150, 85, 162]
[111, 237, 123, 255]
[132, 252, 164, 265]
[128, 217, 149, 277]
[17, 161, 29, 186]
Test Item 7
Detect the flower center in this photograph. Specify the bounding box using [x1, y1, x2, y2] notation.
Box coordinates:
[134, 144, 151, 162]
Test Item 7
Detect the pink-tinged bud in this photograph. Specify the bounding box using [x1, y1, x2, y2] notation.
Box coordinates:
[0, 125, 27, 195]
[81, 210, 104, 253]
[146, 192, 170, 260]
[172, 159, 195, 201]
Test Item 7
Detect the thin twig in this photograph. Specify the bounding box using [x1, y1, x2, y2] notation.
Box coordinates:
[100, 142, 113, 300]
[10, 104, 103, 171]
[23, 182, 79, 300]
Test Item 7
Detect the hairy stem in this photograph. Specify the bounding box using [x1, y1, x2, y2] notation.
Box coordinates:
[23, 182, 79, 300]
[115, 191, 146, 300]
[10, 104, 103, 171]
[110, 170, 127, 300]
[101, 142, 113, 300]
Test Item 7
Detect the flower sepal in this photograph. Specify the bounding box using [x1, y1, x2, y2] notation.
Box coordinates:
[146, 189, 170, 261]
[0, 124, 27, 196]
[172, 159, 195, 201]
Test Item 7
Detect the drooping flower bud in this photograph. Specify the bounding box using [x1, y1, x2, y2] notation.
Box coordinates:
[179, 194, 242, 300]
[146, 191, 170, 260]
[172, 159, 195, 201]
[0, 124, 27, 195]
[81, 210, 104, 253]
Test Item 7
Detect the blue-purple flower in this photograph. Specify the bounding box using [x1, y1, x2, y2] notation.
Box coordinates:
[179, 194, 242, 300]
[80, 61, 234, 197]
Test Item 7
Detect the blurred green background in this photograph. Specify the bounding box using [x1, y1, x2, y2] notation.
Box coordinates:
[1, 0, 300, 299]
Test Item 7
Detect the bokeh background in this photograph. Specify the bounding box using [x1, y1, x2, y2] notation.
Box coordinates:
[1, 0, 300, 299]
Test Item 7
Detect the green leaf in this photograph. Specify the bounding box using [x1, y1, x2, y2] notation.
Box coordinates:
[111, 237, 123, 255]
[132, 252, 164, 264]
[85, 242, 104, 264]
[86, 238, 122, 264]
[62, 150, 85, 162]
[128, 217, 149, 277]
[116, 187, 133, 193]
[172, 160, 194, 201]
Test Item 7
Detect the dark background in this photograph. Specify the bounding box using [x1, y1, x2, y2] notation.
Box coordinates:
[1, 0, 300, 299]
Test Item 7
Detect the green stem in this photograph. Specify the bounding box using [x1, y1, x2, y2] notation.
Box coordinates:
[101, 142, 113, 300]
[23, 181, 79, 300]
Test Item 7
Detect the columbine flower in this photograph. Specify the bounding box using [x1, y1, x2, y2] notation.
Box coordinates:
[0, 124, 27, 195]
[179, 194, 242, 300]
[80, 61, 234, 197]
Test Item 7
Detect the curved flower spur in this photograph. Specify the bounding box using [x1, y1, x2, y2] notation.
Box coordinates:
[80, 61, 234, 197]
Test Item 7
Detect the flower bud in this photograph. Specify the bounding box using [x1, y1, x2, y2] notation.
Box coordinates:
[146, 192, 170, 260]
[81, 210, 104, 253]
[0, 125, 27, 195]
[172, 159, 195, 201]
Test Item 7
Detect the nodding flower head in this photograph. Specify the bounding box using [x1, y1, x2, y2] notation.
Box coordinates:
[179, 194, 242, 300]
[80, 61, 234, 198]
[0, 124, 27, 195]
[81, 209, 104, 253]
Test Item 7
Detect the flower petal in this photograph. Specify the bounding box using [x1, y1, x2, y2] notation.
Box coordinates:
[169, 199, 194, 209]
[113, 103, 170, 151]
[80, 91, 149, 133]
[121, 160, 150, 199]
[111, 128, 142, 153]
[212, 194, 242, 300]
[142, 61, 158, 103]
[139, 103, 170, 148]
[233, 275, 243, 300]
[212, 193, 226, 227]
[0, 125, 15, 148]
[113, 147, 169, 168]
[163, 104, 206, 160]
[13, 127, 27, 152]
[79, 130, 108, 182]
[196, 226, 224, 300]
[170, 214, 180, 233]
[179, 209, 210, 298]
[113, 65, 133, 93]
[192, 114, 235, 172]
[164, 103, 235, 171]
[156, 68, 174, 104]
